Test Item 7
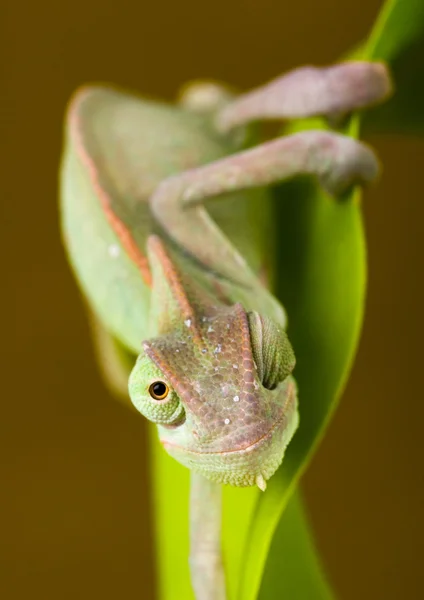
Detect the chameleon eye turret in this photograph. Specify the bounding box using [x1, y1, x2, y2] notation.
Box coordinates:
[128, 355, 186, 427]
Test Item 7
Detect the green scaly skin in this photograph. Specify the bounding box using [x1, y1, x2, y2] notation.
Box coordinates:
[60, 61, 391, 598]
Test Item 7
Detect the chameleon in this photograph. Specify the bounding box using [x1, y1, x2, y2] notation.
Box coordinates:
[60, 61, 391, 599]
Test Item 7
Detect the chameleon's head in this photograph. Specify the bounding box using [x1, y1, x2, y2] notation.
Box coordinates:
[128, 237, 299, 490]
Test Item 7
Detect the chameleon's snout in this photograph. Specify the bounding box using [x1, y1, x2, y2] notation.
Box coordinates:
[160, 376, 299, 489]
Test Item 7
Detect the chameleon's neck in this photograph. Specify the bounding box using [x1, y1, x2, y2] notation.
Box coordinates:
[152, 232, 286, 333]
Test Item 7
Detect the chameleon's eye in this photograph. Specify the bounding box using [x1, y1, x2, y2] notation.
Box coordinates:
[149, 381, 169, 400]
[129, 356, 185, 426]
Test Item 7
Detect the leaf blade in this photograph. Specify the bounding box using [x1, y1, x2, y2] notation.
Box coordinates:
[260, 490, 334, 600]
[363, 0, 424, 134]
[237, 0, 424, 597]
[238, 182, 366, 600]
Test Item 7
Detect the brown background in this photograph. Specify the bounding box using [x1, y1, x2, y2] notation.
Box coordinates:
[2, 0, 423, 598]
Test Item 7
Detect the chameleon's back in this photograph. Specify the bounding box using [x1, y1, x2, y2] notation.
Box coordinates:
[60, 86, 273, 353]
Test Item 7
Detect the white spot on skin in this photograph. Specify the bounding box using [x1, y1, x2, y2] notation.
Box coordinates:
[224, 418, 230, 425]
[108, 244, 120, 258]
[214, 367, 219, 372]
[233, 364, 238, 370]
[201, 349, 207, 354]
[253, 381, 259, 390]
[184, 319, 191, 328]
[176, 349, 180, 353]
[214, 344, 222, 354]
[207, 326, 214, 333]
[233, 395, 240, 402]
[226, 324, 230, 329]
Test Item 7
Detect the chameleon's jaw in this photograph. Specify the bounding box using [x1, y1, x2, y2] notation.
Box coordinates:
[161, 377, 299, 489]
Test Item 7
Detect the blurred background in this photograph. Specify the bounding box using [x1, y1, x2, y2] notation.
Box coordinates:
[2, 0, 423, 598]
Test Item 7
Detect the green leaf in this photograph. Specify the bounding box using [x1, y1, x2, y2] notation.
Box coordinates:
[151, 433, 194, 600]
[238, 179, 366, 600]
[236, 1, 424, 598]
[363, 0, 424, 134]
[260, 490, 332, 599]
[107, 3, 424, 600]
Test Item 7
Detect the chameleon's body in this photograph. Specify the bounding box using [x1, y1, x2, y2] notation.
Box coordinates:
[63, 90, 276, 353]
[60, 63, 391, 599]
[62, 86, 294, 488]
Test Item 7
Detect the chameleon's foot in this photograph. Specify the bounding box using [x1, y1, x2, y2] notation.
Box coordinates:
[178, 80, 235, 114]
[216, 61, 393, 132]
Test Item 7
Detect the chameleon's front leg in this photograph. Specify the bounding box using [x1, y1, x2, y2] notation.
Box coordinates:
[150, 129, 379, 299]
[215, 61, 392, 131]
[150, 64, 391, 292]
[189, 473, 226, 600]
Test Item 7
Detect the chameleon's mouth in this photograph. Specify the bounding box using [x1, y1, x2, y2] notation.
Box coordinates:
[161, 377, 299, 488]
[161, 406, 287, 456]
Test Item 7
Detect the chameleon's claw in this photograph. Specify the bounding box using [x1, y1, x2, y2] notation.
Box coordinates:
[216, 61, 393, 133]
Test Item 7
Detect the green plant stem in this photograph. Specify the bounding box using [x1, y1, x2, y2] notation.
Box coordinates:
[189, 473, 226, 600]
